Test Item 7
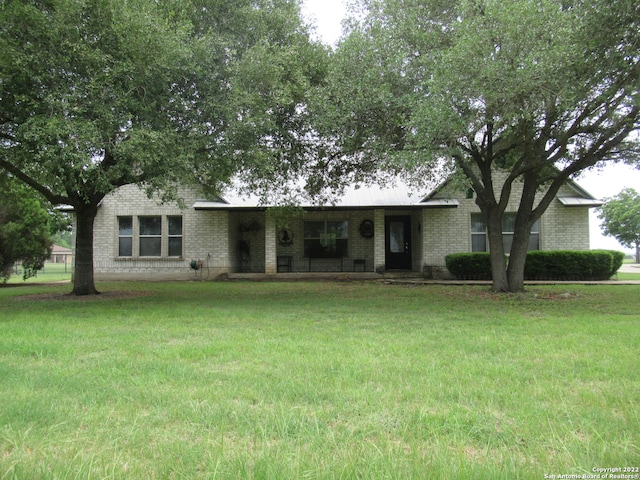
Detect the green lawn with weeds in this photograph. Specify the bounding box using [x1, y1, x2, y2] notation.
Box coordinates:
[0, 281, 638, 479]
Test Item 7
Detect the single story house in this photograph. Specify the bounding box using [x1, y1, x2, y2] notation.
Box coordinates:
[83, 172, 602, 281]
[47, 244, 73, 265]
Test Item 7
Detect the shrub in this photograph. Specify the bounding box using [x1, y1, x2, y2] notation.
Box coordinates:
[446, 250, 620, 281]
[592, 250, 625, 277]
[524, 250, 613, 280]
[445, 253, 493, 280]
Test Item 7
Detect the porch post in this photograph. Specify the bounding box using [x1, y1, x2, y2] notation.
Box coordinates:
[373, 209, 385, 273]
[264, 213, 277, 274]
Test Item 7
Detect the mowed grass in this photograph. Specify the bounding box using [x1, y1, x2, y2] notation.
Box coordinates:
[0, 281, 638, 479]
[5, 263, 72, 284]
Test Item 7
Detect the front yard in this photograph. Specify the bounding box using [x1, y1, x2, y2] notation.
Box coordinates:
[0, 281, 638, 479]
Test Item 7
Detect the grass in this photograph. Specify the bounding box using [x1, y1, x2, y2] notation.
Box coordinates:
[5, 263, 72, 284]
[0, 281, 638, 479]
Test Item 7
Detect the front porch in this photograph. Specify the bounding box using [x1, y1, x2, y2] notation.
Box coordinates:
[224, 208, 424, 275]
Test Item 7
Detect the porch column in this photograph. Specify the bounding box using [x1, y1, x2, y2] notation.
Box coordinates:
[373, 209, 385, 273]
[264, 214, 277, 274]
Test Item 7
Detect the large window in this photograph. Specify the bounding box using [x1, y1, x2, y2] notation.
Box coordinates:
[117, 216, 183, 258]
[304, 220, 348, 257]
[139, 216, 162, 256]
[471, 213, 540, 253]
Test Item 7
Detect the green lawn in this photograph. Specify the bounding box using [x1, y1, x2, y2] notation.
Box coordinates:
[0, 281, 638, 479]
[5, 262, 72, 284]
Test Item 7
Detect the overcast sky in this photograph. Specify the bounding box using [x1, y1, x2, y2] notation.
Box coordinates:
[302, 0, 640, 252]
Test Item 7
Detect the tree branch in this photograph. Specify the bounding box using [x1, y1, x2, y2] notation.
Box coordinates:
[0, 158, 69, 205]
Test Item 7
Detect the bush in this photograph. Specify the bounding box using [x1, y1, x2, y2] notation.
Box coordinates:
[524, 250, 613, 280]
[445, 250, 621, 281]
[445, 253, 493, 280]
[592, 250, 625, 277]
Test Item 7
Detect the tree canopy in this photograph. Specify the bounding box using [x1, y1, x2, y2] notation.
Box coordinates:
[598, 188, 640, 263]
[308, 0, 640, 291]
[0, 0, 327, 294]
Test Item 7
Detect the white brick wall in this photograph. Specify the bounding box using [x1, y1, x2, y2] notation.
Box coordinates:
[91, 184, 229, 280]
[87, 177, 595, 280]
[420, 176, 593, 269]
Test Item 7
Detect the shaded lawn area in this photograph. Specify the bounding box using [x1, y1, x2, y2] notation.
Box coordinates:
[0, 281, 638, 479]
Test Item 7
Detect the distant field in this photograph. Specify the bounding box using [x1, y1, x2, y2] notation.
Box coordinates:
[0, 281, 638, 479]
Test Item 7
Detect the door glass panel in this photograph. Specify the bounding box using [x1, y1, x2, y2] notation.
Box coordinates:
[389, 221, 405, 253]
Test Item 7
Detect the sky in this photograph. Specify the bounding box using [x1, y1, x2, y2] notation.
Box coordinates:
[301, 0, 640, 253]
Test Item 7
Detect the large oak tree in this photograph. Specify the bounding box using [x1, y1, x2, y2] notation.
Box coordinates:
[0, 0, 326, 294]
[310, 0, 640, 291]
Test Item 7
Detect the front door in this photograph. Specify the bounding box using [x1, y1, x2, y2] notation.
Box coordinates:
[385, 216, 412, 270]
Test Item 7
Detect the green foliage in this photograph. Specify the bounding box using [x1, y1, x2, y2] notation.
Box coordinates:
[592, 250, 626, 278]
[597, 188, 640, 261]
[0, 177, 52, 282]
[445, 252, 494, 279]
[447, 250, 624, 280]
[523, 251, 613, 280]
[320, 0, 640, 291]
[0, 0, 326, 293]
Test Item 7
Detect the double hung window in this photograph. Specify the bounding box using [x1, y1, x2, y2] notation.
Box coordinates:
[139, 216, 162, 256]
[471, 213, 540, 253]
[118, 217, 133, 257]
[168, 216, 183, 257]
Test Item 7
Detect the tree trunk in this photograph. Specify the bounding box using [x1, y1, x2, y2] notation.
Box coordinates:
[485, 208, 509, 292]
[71, 204, 99, 296]
[506, 224, 532, 293]
[636, 241, 639, 264]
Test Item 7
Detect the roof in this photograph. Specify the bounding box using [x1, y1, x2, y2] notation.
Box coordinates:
[51, 244, 72, 254]
[556, 197, 603, 207]
[194, 183, 435, 210]
[193, 176, 601, 210]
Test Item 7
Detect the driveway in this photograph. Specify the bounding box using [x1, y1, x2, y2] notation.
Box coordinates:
[619, 263, 640, 273]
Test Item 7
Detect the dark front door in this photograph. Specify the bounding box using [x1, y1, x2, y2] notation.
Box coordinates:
[385, 216, 412, 270]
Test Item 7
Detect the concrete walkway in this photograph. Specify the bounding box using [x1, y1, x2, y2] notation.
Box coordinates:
[386, 263, 640, 286]
[619, 263, 640, 274]
[228, 266, 640, 285]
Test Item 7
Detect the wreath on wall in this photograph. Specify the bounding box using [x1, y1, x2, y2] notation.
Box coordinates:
[278, 228, 294, 246]
[359, 220, 374, 239]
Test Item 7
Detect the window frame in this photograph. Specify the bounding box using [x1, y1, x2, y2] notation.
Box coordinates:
[167, 216, 183, 257]
[470, 213, 540, 253]
[303, 220, 349, 258]
[118, 216, 133, 257]
[138, 216, 162, 257]
[116, 215, 184, 259]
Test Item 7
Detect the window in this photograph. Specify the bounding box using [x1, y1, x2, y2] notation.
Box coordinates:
[168, 216, 183, 257]
[304, 220, 348, 257]
[118, 217, 133, 257]
[471, 213, 540, 252]
[117, 215, 184, 258]
[471, 214, 487, 252]
[139, 216, 162, 256]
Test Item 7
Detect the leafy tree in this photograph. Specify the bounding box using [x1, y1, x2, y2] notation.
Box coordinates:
[0, 176, 53, 282]
[0, 0, 326, 294]
[310, 0, 640, 292]
[598, 188, 640, 263]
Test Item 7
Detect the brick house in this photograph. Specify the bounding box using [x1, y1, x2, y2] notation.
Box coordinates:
[86, 175, 602, 280]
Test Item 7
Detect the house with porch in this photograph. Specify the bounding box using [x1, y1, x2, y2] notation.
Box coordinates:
[87, 175, 602, 280]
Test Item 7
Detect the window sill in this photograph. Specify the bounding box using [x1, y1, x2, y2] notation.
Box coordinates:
[115, 256, 184, 261]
